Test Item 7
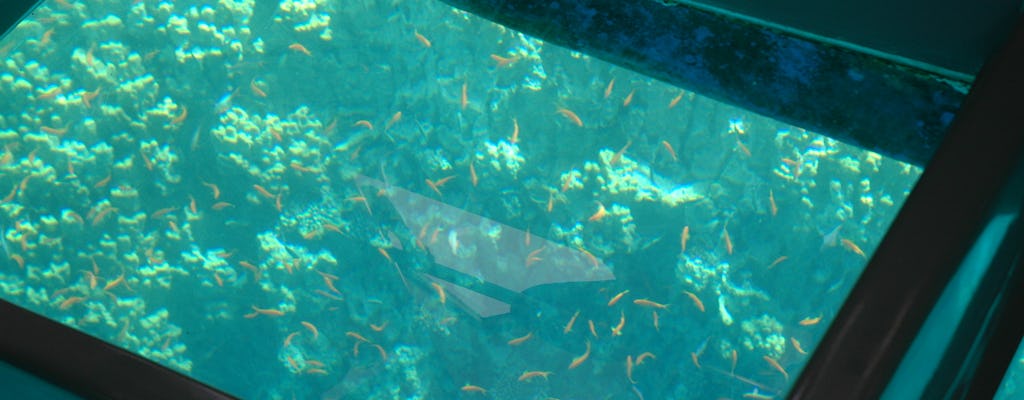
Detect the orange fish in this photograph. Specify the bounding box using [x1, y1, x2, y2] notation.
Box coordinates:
[723, 224, 734, 255]
[288, 43, 311, 56]
[736, 139, 751, 157]
[791, 337, 807, 354]
[769, 189, 778, 216]
[636, 351, 656, 365]
[517, 370, 551, 382]
[301, 321, 319, 339]
[768, 255, 788, 269]
[604, 78, 615, 99]
[385, 111, 402, 131]
[564, 310, 580, 334]
[346, 331, 370, 343]
[607, 289, 629, 306]
[633, 299, 668, 309]
[799, 315, 822, 326]
[588, 202, 608, 222]
[510, 118, 519, 144]
[588, 320, 598, 338]
[469, 162, 478, 187]
[661, 140, 678, 161]
[508, 331, 533, 346]
[353, 120, 374, 130]
[250, 305, 285, 317]
[556, 108, 583, 127]
[669, 91, 684, 108]
[461, 384, 487, 394]
[680, 226, 690, 253]
[250, 77, 267, 98]
[841, 238, 866, 258]
[763, 355, 789, 381]
[611, 310, 626, 336]
[568, 340, 591, 369]
[626, 355, 636, 383]
[430, 282, 447, 305]
[622, 88, 635, 107]
[414, 31, 431, 48]
[490, 54, 518, 67]
[683, 290, 704, 312]
[460, 81, 468, 110]
[610, 139, 632, 165]
[211, 201, 234, 211]
[253, 184, 275, 199]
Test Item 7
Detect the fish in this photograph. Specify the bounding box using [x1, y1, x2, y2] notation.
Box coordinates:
[841, 238, 867, 258]
[517, 370, 551, 382]
[568, 340, 591, 369]
[413, 31, 431, 48]
[588, 202, 608, 222]
[661, 140, 678, 161]
[490, 54, 518, 67]
[508, 332, 533, 346]
[604, 78, 615, 99]
[610, 139, 632, 165]
[607, 289, 629, 306]
[769, 189, 778, 216]
[683, 290, 705, 312]
[556, 108, 583, 127]
[288, 43, 311, 56]
[564, 310, 580, 334]
[301, 321, 319, 339]
[622, 88, 635, 107]
[763, 355, 789, 381]
[632, 299, 668, 309]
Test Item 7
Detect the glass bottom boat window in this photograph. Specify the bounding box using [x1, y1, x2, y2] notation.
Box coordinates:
[0, 0, 924, 398]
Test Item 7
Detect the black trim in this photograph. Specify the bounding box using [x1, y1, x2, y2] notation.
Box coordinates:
[0, 300, 236, 400]
[436, 0, 965, 166]
[789, 14, 1024, 400]
[0, 0, 38, 39]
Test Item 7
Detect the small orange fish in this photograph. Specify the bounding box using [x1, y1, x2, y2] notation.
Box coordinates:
[556, 108, 583, 127]
[171, 105, 188, 125]
[604, 78, 615, 99]
[636, 352, 655, 365]
[469, 162, 478, 187]
[610, 139, 632, 165]
[652, 310, 660, 332]
[430, 282, 447, 304]
[301, 321, 319, 339]
[461, 384, 487, 394]
[736, 139, 751, 157]
[683, 290, 705, 312]
[460, 81, 468, 110]
[588, 202, 608, 222]
[10, 254, 24, 269]
[661, 140, 678, 161]
[564, 310, 580, 334]
[510, 118, 519, 144]
[680, 226, 690, 253]
[82, 87, 101, 108]
[250, 305, 285, 317]
[59, 296, 86, 310]
[508, 331, 533, 346]
[517, 370, 551, 382]
[610, 310, 626, 336]
[283, 331, 299, 347]
[211, 202, 233, 211]
[769, 189, 778, 217]
[841, 238, 866, 258]
[731, 349, 738, 375]
[288, 43, 311, 56]
[353, 120, 374, 130]
[791, 337, 807, 354]
[490, 54, 518, 67]
[768, 255, 788, 269]
[385, 111, 402, 131]
[370, 321, 389, 332]
[568, 340, 591, 369]
[250, 77, 267, 98]
[626, 355, 636, 383]
[799, 314, 823, 326]
[622, 88, 635, 107]
[633, 299, 668, 309]
[253, 184, 274, 199]
[346, 331, 371, 344]
[607, 289, 629, 306]
[763, 355, 789, 381]
[669, 91, 684, 108]
[414, 31, 431, 48]
[723, 224, 734, 255]
[588, 320, 598, 338]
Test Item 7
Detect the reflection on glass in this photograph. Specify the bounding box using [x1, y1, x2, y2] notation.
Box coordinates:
[0, 0, 922, 398]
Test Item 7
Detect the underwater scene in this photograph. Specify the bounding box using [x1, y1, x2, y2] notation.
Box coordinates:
[0, 0, 924, 399]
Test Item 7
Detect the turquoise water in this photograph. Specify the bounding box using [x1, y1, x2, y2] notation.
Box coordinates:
[0, 1, 922, 399]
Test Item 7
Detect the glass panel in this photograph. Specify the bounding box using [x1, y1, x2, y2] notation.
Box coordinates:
[0, 361, 81, 400]
[0, 0, 923, 398]
[997, 338, 1024, 399]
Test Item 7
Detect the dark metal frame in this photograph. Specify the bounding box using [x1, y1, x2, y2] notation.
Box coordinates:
[790, 13, 1024, 400]
[0, 1, 1022, 399]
